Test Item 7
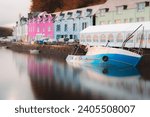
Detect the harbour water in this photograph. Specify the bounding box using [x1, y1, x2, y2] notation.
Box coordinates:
[0, 48, 150, 100]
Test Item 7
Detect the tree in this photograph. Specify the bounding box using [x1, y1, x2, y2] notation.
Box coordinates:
[30, 0, 106, 12]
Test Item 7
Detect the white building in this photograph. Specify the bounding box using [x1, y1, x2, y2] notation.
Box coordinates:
[53, 5, 99, 41]
[80, 21, 150, 48]
[13, 16, 28, 42]
[20, 17, 28, 42]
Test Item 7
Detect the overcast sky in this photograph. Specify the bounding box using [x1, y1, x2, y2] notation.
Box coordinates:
[0, 0, 31, 27]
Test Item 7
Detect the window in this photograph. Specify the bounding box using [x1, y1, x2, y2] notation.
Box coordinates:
[86, 9, 92, 17]
[137, 2, 145, 12]
[116, 5, 127, 14]
[137, 17, 144, 22]
[117, 6, 123, 14]
[76, 10, 82, 18]
[70, 35, 73, 39]
[37, 27, 40, 32]
[108, 34, 114, 42]
[48, 26, 51, 32]
[101, 34, 106, 42]
[56, 25, 61, 31]
[93, 35, 99, 42]
[59, 13, 65, 20]
[100, 21, 105, 25]
[56, 35, 61, 39]
[74, 35, 78, 39]
[117, 33, 123, 42]
[124, 19, 128, 23]
[64, 24, 68, 31]
[129, 18, 133, 23]
[32, 27, 34, 32]
[99, 9, 106, 16]
[86, 35, 91, 42]
[115, 19, 121, 24]
[67, 12, 73, 19]
[82, 22, 87, 30]
[73, 23, 77, 31]
[29, 27, 30, 32]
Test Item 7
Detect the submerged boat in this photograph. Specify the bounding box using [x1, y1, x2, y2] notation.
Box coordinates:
[66, 46, 142, 67]
[66, 24, 144, 67]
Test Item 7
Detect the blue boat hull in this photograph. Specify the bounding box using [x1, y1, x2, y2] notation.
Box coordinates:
[67, 53, 142, 67]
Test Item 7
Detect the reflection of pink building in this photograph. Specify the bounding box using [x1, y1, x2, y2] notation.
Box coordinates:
[28, 12, 54, 42]
[28, 56, 54, 79]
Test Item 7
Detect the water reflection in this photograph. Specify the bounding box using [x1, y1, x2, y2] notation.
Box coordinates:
[1, 48, 150, 100]
[28, 55, 150, 100]
[68, 63, 140, 78]
[0, 49, 34, 100]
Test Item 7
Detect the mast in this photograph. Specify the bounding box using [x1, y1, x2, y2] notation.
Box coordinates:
[122, 24, 143, 48]
[138, 26, 144, 54]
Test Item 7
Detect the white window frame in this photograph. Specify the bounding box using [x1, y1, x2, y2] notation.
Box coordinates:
[137, 2, 145, 12]
[99, 9, 106, 16]
[116, 6, 123, 14]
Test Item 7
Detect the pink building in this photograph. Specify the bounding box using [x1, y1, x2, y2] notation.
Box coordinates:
[28, 12, 54, 42]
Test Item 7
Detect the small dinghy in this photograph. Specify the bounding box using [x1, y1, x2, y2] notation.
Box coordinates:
[30, 49, 40, 54]
[1, 46, 9, 49]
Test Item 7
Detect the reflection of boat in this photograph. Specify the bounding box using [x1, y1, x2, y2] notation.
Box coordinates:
[66, 24, 144, 67]
[30, 49, 40, 54]
[67, 63, 140, 79]
[66, 64, 149, 99]
[27, 55, 150, 99]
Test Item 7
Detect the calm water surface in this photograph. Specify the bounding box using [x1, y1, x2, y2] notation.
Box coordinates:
[0, 48, 150, 100]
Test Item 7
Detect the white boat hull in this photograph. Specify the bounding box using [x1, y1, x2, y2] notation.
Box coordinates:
[66, 47, 142, 67]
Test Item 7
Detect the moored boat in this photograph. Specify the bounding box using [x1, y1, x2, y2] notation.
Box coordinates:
[66, 23, 144, 67]
[66, 46, 142, 67]
[30, 49, 40, 54]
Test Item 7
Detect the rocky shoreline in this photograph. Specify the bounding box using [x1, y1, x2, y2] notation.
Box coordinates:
[0, 41, 85, 60]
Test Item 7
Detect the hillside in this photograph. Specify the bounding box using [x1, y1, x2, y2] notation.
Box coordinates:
[0, 27, 12, 37]
[31, 0, 106, 12]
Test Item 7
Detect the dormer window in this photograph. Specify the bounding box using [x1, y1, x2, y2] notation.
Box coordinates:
[86, 9, 92, 17]
[51, 14, 56, 22]
[99, 8, 109, 16]
[39, 16, 43, 22]
[59, 13, 65, 21]
[67, 12, 73, 19]
[137, 2, 145, 12]
[45, 15, 49, 22]
[116, 5, 127, 14]
[76, 10, 82, 18]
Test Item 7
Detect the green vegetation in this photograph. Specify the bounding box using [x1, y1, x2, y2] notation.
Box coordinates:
[0, 27, 12, 37]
